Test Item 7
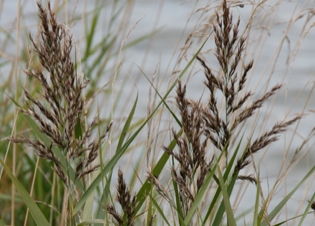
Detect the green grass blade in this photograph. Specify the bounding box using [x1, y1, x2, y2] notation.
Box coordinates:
[217, 166, 237, 226]
[84, 36, 114, 77]
[161, 34, 210, 101]
[147, 193, 171, 226]
[137, 65, 182, 127]
[211, 175, 238, 226]
[77, 219, 107, 226]
[74, 117, 83, 139]
[116, 93, 136, 153]
[0, 193, 22, 202]
[95, 174, 112, 226]
[171, 157, 184, 223]
[87, 23, 160, 81]
[74, 94, 138, 214]
[76, 35, 209, 215]
[23, 114, 84, 191]
[298, 191, 315, 226]
[184, 152, 224, 224]
[201, 184, 221, 226]
[211, 139, 245, 225]
[273, 213, 309, 226]
[134, 36, 210, 215]
[84, 11, 99, 58]
[260, 165, 315, 226]
[0, 159, 50, 226]
[202, 138, 243, 225]
[253, 173, 261, 226]
[210, 142, 243, 225]
[134, 129, 182, 214]
[82, 171, 100, 221]
[120, 27, 163, 52]
[224, 136, 244, 180]
[78, 77, 178, 215]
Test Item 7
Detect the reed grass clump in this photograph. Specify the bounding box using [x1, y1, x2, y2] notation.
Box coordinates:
[8, 2, 112, 185]
[1, 0, 315, 225]
[147, 0, 302, 224]
[5, 2, 112, 225]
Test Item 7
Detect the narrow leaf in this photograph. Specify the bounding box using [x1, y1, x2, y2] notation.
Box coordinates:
[217, 166, 237, 226]
[184, 152, 224, 224]
[0, 159, 50, 226]
[260, 165, 315, 226]
[74, 94, 138, 214]
[147, 193, 171, 226]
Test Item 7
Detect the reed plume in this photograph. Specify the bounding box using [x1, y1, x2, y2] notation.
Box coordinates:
[197, 0, 301, 180]
[7, 2, 112, 187]
[107, 169, 137, 226]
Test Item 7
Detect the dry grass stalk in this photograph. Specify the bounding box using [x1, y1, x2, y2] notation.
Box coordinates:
[7, 2, 112, 186]
[107, 168, 137, 226]
[148, 215, 156, 226]
[147, 171, 173, 204]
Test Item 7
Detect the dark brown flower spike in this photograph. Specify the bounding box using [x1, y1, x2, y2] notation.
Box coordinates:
[107, 169, 137, 226]
[7, 2, 112, 187]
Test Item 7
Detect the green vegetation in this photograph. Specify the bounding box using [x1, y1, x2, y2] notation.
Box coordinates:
[1, 0, 315, 225]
